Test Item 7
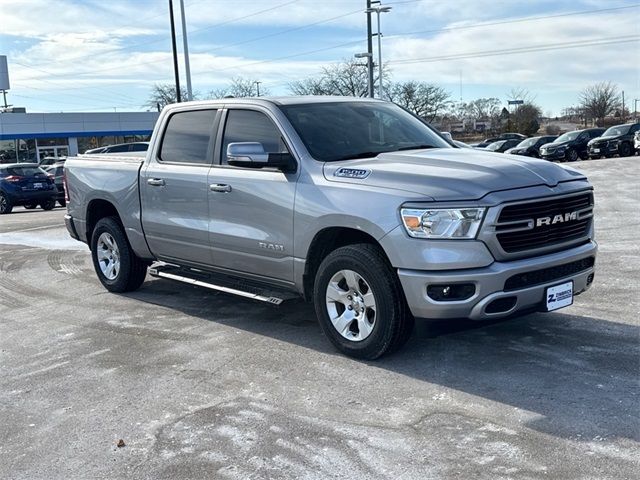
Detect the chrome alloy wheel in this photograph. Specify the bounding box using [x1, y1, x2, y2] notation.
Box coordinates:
[325, 269, 377, 342]
[96, 232, 120, 280]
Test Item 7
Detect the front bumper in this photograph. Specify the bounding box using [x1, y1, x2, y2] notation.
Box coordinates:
[398, 240, 597, 321]
[588, 143, 616, 157]
[540, 149, 567, 161]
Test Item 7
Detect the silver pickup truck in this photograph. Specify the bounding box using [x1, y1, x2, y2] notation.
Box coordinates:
[64, 97, 597, 359]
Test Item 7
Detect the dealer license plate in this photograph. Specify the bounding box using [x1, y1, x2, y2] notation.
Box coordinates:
[546, 281, 573, 311]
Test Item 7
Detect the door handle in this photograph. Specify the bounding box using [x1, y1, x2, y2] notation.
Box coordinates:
[147, 178, 165, 186]
[210, 183, 232, 193]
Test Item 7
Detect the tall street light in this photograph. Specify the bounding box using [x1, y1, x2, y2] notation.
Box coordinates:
[366, 5, 392, 99]
[179, 0, 193, 101]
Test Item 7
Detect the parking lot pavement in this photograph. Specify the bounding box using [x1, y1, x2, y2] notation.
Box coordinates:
[0, 157, 638, 480]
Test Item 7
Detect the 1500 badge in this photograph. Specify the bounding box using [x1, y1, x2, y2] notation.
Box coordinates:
[334, 167, 371, 179]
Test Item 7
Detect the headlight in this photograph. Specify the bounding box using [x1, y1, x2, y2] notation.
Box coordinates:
[401, 208, 485, 239]
[557, 146, 566, 152]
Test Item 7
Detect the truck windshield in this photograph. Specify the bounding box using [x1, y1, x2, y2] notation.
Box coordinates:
[279, 101, 451, 162]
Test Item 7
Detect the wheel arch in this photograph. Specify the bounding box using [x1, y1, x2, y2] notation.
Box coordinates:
[302, 226, 392, 301]
[85, 199, 122, 250]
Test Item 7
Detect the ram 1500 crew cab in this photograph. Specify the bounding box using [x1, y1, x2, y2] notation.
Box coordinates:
[64, 97, 597, 359]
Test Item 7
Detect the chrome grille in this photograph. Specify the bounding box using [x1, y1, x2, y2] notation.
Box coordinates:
[495, 192, 593, 253]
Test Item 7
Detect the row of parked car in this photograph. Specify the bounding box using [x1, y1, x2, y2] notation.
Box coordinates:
[465, 122, 640, 162]
[0, 142, 150, 214]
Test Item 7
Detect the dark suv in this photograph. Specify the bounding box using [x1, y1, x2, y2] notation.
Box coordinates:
[539, 128, 605, 162]
[587, 122, 640, 159]
[505, 135, 558, 157]
[43, 162, 66, 207]
[0, 164, 57, 214]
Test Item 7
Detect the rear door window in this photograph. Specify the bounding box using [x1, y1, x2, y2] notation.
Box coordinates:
[160, 109, 218, 164]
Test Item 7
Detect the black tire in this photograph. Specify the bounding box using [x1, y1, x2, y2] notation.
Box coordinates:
[40, 199, 56, 210]
[566, 149, 578, 162]
[24, 203, 38, 210]
[58, 198, 66, 207]
[313, 243, 414, 360]
[90, 216, 147, 293]
[0, 192, 13, 214]
[619, 142, 632, 158]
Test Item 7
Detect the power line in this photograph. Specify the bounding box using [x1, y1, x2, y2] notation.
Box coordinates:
[385, 4, 640, 40]
[388, 35, 640, 65]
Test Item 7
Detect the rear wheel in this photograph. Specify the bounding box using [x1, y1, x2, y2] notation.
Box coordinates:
[566, 149, 578, 162]
[313, 243, 414, 359]
[24, 203, 38, 210]
[0, 192, 13, 214]
[40, 199, 56, 210]
[58, 198, 66, 207]
[90, 216, 147, 292]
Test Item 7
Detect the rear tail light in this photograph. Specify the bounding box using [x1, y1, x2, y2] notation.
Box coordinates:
[5, 175, 23, 183]
[63, 169, 70, 203]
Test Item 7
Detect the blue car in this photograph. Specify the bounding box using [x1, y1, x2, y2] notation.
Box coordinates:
[0, 163, 58, 214]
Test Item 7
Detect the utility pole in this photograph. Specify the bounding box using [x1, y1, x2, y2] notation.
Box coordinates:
[366, 1, 374, 98]
[366, 4, 392, 99]
[621, 90, 625, 121]
[168, 0, 181, 103]
[179, 0, 193, 101]
[634, 99, 639, 120]
[255, 81, 261, 97]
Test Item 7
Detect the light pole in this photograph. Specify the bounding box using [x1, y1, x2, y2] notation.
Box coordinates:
[179, 0, 193, 101]
[254, 81, 261, 97]
[366, 5, 391, 99]
[168, 0, 181, 102]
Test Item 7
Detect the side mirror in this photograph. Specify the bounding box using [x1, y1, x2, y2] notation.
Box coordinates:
[227, 142, 294, 171]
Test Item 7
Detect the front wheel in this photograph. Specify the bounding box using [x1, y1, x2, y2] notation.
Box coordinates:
[566, 149, 578, 162]
[90, 216, 147, 292]
[313, 243, 414, 360]
[619, 142, 632, 157]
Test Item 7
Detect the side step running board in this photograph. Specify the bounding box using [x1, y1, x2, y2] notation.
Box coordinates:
[148, 264, 294, 305]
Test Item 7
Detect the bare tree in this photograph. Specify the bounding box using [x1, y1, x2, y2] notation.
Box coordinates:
[579, 81, 620, 126]
[508, 87, 536, 104]
[208, 77, 270, 99]
[288, 59, 389, 97]
[146, 83, 196, 110]
[387, 81, 451, 122]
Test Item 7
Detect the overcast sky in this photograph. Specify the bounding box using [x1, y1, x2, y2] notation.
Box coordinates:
[1, 0, 638, 116]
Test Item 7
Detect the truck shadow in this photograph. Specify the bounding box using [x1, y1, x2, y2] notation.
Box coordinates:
[125, 278, 639, 444]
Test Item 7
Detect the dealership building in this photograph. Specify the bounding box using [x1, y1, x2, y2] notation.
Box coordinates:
[0, 111, 159, 163]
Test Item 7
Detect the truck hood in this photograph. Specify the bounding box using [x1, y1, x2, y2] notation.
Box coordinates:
[323, 148, 586, 201]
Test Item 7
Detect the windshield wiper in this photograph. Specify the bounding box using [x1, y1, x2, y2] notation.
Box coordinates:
[330, 151, 385, 161]
[395, 144, 437, 151]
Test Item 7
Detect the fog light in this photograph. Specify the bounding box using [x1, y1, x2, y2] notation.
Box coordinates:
[586, 273, 594, 285]
[427, 283, 475, 302]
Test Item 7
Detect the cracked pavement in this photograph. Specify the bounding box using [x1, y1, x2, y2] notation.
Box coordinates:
[0, 157, 639, 479]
